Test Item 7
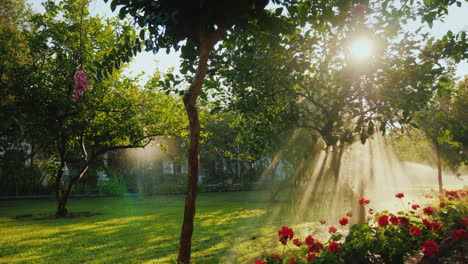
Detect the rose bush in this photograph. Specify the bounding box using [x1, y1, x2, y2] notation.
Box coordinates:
[253, 189, 467, 264]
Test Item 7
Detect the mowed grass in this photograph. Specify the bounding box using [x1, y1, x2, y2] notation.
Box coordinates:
[0, 191, 326, 264]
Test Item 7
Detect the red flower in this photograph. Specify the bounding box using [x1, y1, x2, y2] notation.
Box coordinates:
[452, 229, 468, 240]
[411, 204, 420, 210]
[274, 254, 281, 260]
[254, 260, 266, 264]
[293, 238, 302, 246]
[306, 237, 323, 253]
[278, 226, 294, 245]
[359, 197, 371, 205]
[320, 220, 326, 225]
[422, 240, 439, 257]
[307, 254, 315, 262]
[430, 222, 442, 232]
[305, 235, 314, 246]
[398, 217, 410, 226]
[328, 226, 337, 233]
[289, 258, 296, 264]
[439, 202, 445, 208]
[339, 217, 349, 226]
[389, 215, 399, 225]
[461, 218, 468, 227]
[423, 206, 434, 216]
[422, 219, 442, 231]
[409, 226, 422, 236]
[445, 190, 460, 200]
[378, 215, 389, 226]
[346, 211, 353, 217]
[395, 193, 404, 199]
[422, 218, 432, 228]
[327, 241, 340, 253]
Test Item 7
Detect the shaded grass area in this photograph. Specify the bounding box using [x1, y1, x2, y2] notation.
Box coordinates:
[0, 191, 332, 264]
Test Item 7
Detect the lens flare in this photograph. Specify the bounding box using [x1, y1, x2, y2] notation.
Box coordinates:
[350, 39, 372, 59]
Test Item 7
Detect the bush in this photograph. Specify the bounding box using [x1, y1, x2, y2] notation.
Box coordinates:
[253, 189, 468, 264]
[98, 176, 127, 196]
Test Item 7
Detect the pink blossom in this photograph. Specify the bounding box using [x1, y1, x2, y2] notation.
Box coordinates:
[72, 70, 88, 101]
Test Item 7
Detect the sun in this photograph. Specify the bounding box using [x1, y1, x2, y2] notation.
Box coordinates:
[350, 39, 372, 59]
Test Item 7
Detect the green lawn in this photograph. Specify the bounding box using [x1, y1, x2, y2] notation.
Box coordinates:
[0, 191, 331, 264]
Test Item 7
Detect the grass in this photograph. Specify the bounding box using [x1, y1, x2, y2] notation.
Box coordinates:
[0, 191, 333, 264]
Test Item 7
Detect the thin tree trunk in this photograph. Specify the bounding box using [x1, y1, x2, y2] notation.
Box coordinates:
[57, 164, 89, 217]
[177, 41, 213, 264]
[434, 140, 443, 194]
[56, 134, 89, 218]
[55, 165, 66, 216]
[55, 134, 67, 217]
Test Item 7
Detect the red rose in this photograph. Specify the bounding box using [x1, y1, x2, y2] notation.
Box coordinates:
[328, 226, 337, 233]
[398, 217, 410, 226]
[346, 211, 353, 217]
[289, 257, 296, 264]
[378, 215, 389, 226]
[327, 241, 340, 253]
[411, 204, 420, 210]
[422, 219, 432, 228]
[395, 193, 404, 199]
[409, 226, 422, 236]
[254, 260, 266, 264]
[452, 229, 468, 240]
[306, 254, 315, 262]
[293, 238, 302, 246]
[430, 222, 442, 232]
[389, 215, 399, 225]
[423, 207, 434, 216]
[278, 226, 294, 245]
[422, 240, 439, 257]
[359, 197, 371, 205]
[274, 254, 281, 260]
[445, 190, 460, 200]
[307, 238, 323, 253]
[339, 217, 349, 226]
[305, 235, 314, 246]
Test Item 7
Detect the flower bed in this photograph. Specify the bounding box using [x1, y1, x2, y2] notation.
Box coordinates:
[253, 189, 468, 264]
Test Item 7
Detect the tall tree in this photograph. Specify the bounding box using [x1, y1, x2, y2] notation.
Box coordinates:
[414, 76, 468, 193]
[5, 0, 186, 216]
[106, 1, 279, 262]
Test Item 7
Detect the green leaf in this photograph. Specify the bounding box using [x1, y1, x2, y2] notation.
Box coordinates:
[119, 7, 127, 19]
[275, 7, 283, 16]
[110, 1, 117, 12]
[210, 106, 222, 115]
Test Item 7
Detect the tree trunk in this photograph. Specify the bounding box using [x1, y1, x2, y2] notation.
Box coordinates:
[434, 140, 443, 194]
[55, 138, 67, 217]
[56, 160, 89, 217]
[177, 40, 215, 264]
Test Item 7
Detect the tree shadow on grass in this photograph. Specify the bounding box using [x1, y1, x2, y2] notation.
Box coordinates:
[0, 196, 274, 264]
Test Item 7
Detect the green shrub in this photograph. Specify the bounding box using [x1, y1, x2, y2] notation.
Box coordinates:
[98, 177, 127, 196]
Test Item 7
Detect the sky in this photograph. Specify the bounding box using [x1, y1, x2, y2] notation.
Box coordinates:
[27, 0, 468, 83]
